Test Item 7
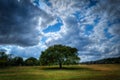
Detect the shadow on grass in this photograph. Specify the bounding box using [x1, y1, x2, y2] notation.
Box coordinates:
[0, 66, 12, 69]
[42, 66, 92, 71]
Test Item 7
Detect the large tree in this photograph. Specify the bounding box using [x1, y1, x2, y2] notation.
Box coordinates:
[39, 44, 80, 69]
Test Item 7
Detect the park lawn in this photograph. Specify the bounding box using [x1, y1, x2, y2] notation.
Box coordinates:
[0, 64, 120, 80]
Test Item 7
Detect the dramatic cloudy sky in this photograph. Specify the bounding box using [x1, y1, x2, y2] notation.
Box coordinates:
[0, 0, 120, 62]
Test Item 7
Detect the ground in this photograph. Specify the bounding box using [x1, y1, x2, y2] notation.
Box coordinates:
[0, 64, 120, 80]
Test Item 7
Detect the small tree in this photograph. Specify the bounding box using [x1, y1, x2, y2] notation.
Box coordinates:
[39, 44, 80, 69]
[12, 56, 24, 66]
[25, 57, 39, 66]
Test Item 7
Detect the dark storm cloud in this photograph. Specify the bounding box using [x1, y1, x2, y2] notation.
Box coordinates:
[0, 0, 42, 46]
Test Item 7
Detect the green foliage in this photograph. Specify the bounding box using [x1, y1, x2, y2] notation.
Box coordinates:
[12, 56, 24, 66]
[0, 52, 8, 67]
[0, 52, 39, 67]
[25, 57, 39, 66]
[40, 44, 80, 68]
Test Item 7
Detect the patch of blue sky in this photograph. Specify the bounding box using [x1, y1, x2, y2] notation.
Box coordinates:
[33, 0, 46, 10]
[73, 11, 85, 21]
[104, 28, 114, 39]
[107, 21, 113, 27]
[33, 0, 39, 5]
[94, 15, 100, 25]
[41, 37, 47, 42]
[43, 22, 63, 33]
[43, 17, 63, 33]
[43, 0, 52, 6]
[84, 24, 94, 35]
[107, 19, 120, 27]
[88, 0, 98, 8]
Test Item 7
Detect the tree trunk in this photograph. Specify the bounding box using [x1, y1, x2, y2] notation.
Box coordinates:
[59, 62, 62, 69]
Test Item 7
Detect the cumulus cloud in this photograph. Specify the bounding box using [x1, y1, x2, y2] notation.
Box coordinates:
[108, 23, 120, 36]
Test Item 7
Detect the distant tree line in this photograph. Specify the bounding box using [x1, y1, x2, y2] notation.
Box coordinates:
[0, 52, 39, 67]
[81, 57, 120, 64]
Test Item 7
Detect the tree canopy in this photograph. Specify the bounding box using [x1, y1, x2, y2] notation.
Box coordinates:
[39, 44, 80, 68]
[12, 56, 24, 66]
[25, 57, 39, 66]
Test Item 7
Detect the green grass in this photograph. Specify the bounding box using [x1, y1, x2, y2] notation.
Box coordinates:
[0, 64, 120, 80]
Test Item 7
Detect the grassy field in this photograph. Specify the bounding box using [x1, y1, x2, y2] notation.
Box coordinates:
[0, 64, 120, 80]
